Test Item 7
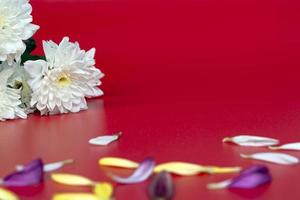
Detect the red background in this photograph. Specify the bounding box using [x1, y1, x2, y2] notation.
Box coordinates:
[1, 0, 300, 199]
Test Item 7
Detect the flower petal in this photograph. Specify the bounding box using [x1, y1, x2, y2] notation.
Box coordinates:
[269, 142, 300, 151]
[43, 159, 74, 172]
[223, 135, 279, 147]
[241, 152, 299, 165]
[207, 166, 242, 174]
[110, 157, 155, 184]
[3, 159, 44, 187]
[208, 165, 271, 190]
[89, 132, 122, 146]
[0, 188, 19, 200]
[99, 158, 241, 176]
[154, 162, 240, 175]
[93, 183, 113, 200]
[154, 162, 206, 175]
[148, 171, 174, 200]
[207, 179, 232, 190]
[99, 157, 139, 169]
[229, 165, 271, 189]
[52, 193, 99, 200]
[51, 174, 95, 186]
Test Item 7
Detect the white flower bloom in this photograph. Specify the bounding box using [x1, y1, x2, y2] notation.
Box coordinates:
[24, 37, 104, 115]
[0, 0, 39, 64]
[0, 63, 27, 121]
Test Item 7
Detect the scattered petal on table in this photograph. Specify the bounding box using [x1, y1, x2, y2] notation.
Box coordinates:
[51, 174, 95, 186]
[154, 162, 206, 175]
[207, 179, 232, 190]
[208, 165, 271, 189]
[3, 159, 44, 187]
[241, 152, 299, 165]
[89, 132, 122, 146]
[44, 159, 74, 172]
[269, 142, 300, 151]
[0, 188, 19, 200]
[52, 193, 99, 200]
[99, 157, 139, 169]
[110, 157, 155, 184]
[207, 166, 242, 174]
[223, 135, 279, 147]
[94, 183, 113, 200]
[154, 162, 241, 175]
[148, 171, 174, 200]
[100, 158, 241, 176]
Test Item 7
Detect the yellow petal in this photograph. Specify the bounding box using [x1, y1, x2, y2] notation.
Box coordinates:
[154, 162, 241, 175]
[0, 188, 19, 200]
[51, 173, 95, 186]
[94, 183, 113, 200]
[154, 162, 208, 176]
[99, 157, 139, 169]
[52, 193, 99, 200]
[99, 157, 241, 176]
[207, 166, 242, 174]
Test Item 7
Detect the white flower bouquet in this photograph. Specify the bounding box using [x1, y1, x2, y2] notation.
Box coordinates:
[0, 0, 104, 121]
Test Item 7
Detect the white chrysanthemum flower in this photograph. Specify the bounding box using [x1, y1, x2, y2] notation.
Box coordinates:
[0, 0, 39, 64]
[0, 63, 27, 121]
[24, 37, 104, 115]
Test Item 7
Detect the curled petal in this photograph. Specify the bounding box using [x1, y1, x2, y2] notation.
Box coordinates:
[229, 165, 271, 189]
[208, 165, 271, 190]
[269, 142, 300, 151]
[89, 132, 122, 146]
[0, 188, 19, 200]
[110, 157, 155, 184]
[51, 174, 95, 186]
[148, 171, 174, 200]
[3, 159, 44, 187]
[241, 152, 299, 165]
[223, 135, 279, 147]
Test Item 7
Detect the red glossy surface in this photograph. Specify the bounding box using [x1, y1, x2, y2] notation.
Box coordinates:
[1, 0, 300, 199]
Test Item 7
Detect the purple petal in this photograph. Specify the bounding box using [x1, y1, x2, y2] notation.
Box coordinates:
[111, 157, 155, 184]
[3, 159, 44, 187]
[239, 165, 269, 176]
[229, 165, 271, 189]
[148, 171, 174, 200]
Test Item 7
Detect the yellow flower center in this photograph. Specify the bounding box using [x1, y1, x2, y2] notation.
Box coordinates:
[57, 74, 71, 87]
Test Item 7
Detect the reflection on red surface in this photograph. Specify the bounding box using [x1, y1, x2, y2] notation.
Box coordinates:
[7, 184, 45, 197]
[1, 0, 300, 199]
[229, 185, 270, 198]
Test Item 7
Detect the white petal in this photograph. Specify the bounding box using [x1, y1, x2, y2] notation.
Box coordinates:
[240, 152, 299, 165]
[269, 142, 300, 151]
[20, 24, 40, 40]
[207, 179, 232, 190]
[223, 135, 279, 147]
[24, 60, 48, 78]
[44, 159, 74, 172]
[89, 132, 122, 146]
[0, 0, 38, 63]
[0, 67, 14, 85]
[0, 64, 27, 121]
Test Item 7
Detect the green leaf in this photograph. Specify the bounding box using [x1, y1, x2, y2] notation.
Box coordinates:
[21, 38, 46, 64]
[23, 38, 37, 54]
